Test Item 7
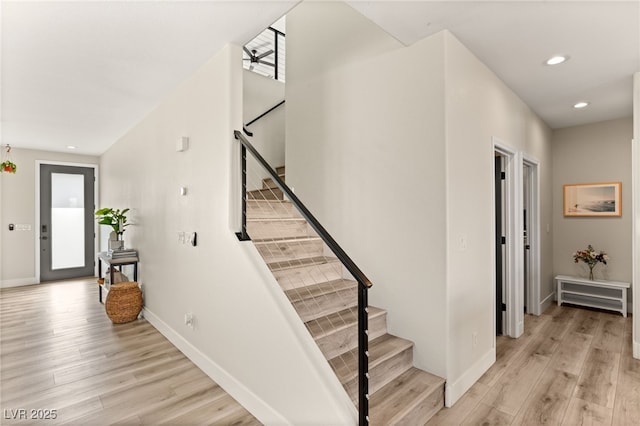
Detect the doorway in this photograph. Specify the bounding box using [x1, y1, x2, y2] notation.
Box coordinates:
[523, 157, 541, 315]
[494, 140, 539, 338]
[39, 164, 96, 281]
[495, 154, 506, 335]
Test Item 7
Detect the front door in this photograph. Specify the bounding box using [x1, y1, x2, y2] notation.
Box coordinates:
[40, 164, 95, 281]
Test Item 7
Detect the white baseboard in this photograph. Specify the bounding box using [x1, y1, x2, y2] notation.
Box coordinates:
[0, 277, 39, 288]
[634, 340, 640, 359]
[445, 348, 495, 407]
[142, 308, 289, 425]
[539, 292, 554, 314]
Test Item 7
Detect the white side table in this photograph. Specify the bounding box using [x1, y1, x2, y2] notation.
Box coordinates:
[555, 274, 630, 317]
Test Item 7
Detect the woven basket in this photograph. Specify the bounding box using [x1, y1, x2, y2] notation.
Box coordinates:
[105, 281, 142, 324]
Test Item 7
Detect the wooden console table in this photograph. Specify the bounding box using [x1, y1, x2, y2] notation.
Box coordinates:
[555, 274, 630, 317]
[97, 252, 138, 304]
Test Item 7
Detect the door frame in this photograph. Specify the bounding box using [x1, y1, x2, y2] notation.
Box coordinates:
[522, 154, 541, 316]
[35, 161, 99, 283]
[633, 72, 639, 359]
[493, 138, 524, 338]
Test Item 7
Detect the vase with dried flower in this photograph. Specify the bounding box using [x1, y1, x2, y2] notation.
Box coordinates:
[573, 244, 609, 280]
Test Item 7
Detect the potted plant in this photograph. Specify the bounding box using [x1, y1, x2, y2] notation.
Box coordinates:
[95, 208, 130, 249]
[1, 160, 17, 173]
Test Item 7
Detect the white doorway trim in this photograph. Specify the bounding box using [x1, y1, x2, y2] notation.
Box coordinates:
[633, 72, 639, 359]
[493, 138, 524, 338]
[523, 155, 542, 316]
[35, 160, 99, 283]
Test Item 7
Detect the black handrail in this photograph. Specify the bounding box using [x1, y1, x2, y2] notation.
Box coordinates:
[234, 130, 371, 288]
[234, 130, 371, 425]
[243, 100, 285, 137]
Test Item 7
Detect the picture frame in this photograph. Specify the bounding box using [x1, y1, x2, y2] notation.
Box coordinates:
[563, 181, 622, 217]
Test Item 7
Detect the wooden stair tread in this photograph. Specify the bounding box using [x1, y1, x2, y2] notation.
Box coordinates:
[247, 217, 307, 223]
[246, 163, 445, 422]
[262, 176, 286, 190]
[369, 367, 445, 425]
[285, 279, 356, 303]
[267, 255, 340, 272]
[246, 199, 290, 205]
[306, 306, 385, 339]
[247, 188, 283, 200]
[253, 236, 322, 244]
[329, 334, 413, 383]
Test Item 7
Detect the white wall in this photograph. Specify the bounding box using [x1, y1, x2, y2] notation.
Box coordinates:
[443, 32, 553, 402]
[285, 2, 554, 407]
[551, 118, 633, 296]
[286, 2, 449, 378]
[99, 44, 355, 425]
[243, 69, 285, 167]
[0, 148, 98, 287]
[243, 70, 286, 189]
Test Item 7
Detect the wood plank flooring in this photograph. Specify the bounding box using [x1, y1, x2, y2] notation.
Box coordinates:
[0, 278, 260, 425]
[3, 279, 639, 425]
[428, 304, 640, 425]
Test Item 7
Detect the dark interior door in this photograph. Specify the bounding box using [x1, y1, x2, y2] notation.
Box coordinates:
[40, 164, 95, 281]
[495, 155, 504, 335]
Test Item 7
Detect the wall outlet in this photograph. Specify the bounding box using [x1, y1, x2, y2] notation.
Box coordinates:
[458, 234, 468, 251]
[177, 231, 186, 244]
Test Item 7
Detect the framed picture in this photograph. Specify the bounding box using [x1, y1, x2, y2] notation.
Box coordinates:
[563, 181, 622, 217]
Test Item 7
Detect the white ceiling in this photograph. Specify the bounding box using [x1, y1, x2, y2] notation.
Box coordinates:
[0, 0, 297, 155]
[349, 0, 640, 130]
[2, 1, 639, 156]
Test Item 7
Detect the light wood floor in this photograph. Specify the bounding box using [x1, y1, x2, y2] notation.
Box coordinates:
[3, 280, 639, 425]
[428, 304, 640, 425]
[0, 278, 260, 425]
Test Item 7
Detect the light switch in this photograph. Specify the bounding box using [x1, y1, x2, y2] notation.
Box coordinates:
[176, 137, 189, 152]
[188, 232, 197, 247]
[180, 187, 187, 196]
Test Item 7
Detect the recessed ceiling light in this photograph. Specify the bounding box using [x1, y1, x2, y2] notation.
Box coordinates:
[545, 55, 569, 66]
[66, 145, 77, 150]
[573, 101, 590, 109]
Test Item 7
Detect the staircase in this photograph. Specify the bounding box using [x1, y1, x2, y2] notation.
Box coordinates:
[246, 167, 445, 425]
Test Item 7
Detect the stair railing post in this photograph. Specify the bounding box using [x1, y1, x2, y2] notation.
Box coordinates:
[358, 282, 369, 425]
[235, 130, 373, 422]
[236, 142, 250, 241]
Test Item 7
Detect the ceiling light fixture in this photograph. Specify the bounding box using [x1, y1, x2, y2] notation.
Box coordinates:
[66, 145, 77, 150]
[573, 101, 590, 109]
[545, 55, 569, 66]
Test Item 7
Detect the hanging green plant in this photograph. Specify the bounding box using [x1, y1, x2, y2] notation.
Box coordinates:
[1, 160, 17, 173]
[1, 145, 17, 173]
